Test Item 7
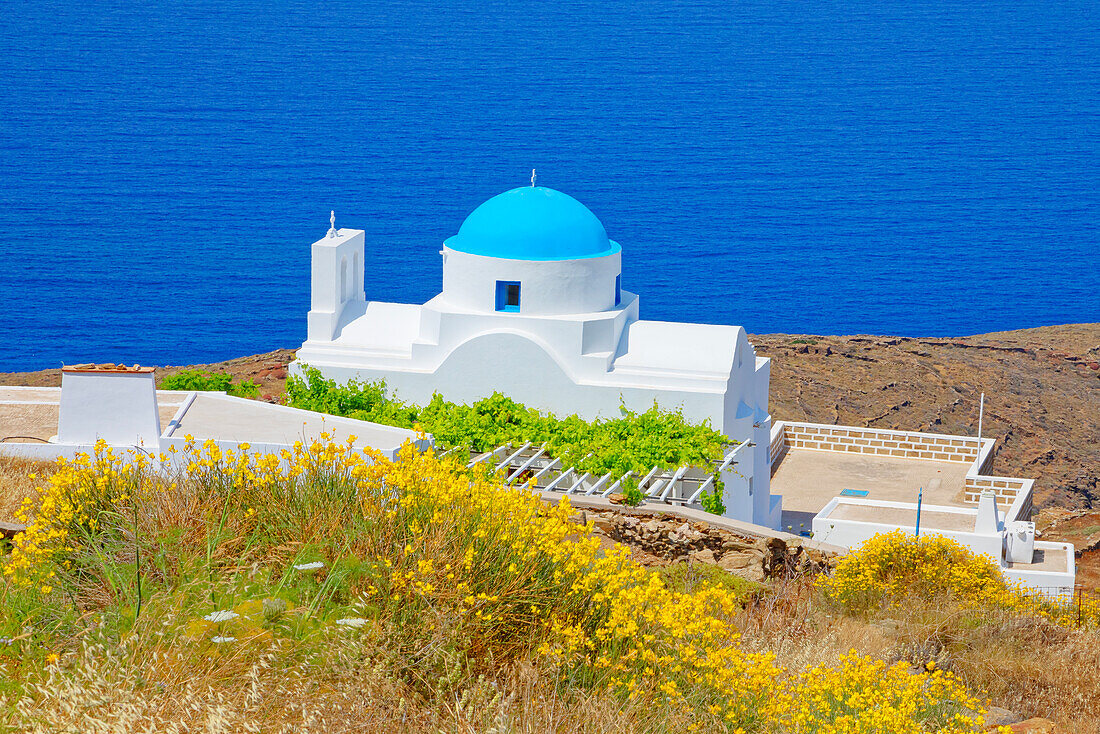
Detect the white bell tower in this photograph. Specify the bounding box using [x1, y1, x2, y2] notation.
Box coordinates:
[307, 212, 366, 342]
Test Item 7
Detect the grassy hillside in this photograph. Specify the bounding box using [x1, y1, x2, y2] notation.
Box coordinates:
[1, 441, 1099, 731]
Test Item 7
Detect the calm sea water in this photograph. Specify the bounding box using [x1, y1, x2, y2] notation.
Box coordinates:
[0, 0, 1096, 371]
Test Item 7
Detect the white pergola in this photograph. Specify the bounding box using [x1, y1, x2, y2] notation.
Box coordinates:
[440, 440, 755, 508]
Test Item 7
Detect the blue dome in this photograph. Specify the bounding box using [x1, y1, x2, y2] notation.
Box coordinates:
[444, 186, 620, 261]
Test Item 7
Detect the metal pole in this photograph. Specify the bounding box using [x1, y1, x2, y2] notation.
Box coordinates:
[978, 392, 984, 443]
[915, 486, 923, 537]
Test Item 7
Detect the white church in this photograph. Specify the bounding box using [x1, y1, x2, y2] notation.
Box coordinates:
[292, 182, 779, 528]
[0, 180, 1071, 589]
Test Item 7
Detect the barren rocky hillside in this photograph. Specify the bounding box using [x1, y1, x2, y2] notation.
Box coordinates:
[752, 324, 1099, 512]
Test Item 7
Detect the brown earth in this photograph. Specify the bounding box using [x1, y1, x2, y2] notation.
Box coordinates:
[0, 349, 298, 404]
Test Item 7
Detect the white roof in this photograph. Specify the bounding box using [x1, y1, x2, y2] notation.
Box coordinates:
[332, 302, 422, 355]
[611, 320, 744, 379]
[305, 305, 750, 394]
[171, 392, 419, 454]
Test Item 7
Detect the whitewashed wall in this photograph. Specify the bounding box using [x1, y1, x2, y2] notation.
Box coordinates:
[441, 247, 621, 315]
[58, 370, 161, 448]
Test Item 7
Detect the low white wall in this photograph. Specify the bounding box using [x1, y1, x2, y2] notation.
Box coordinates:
[966, 475, 1033, 518]
[2, 390, 430, 467]
[777, 420, 987, 463]
[1003, 540, 1077, 597]
[0, 434, 428, 473]
[0, 443, 102, 463]
[812, 497, 1004, 561]
[158, 434, 430, 466]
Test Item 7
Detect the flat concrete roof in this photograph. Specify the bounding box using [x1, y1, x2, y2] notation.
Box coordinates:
[171, 392, 417, 453]
[1005, 546, 1070, 573]
[773, 448, 972, 531]
[826, 502, 976, 532]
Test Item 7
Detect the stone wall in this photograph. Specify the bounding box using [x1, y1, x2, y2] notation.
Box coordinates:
[965, 475, 1033, 518]
[780, 422, 982, 463]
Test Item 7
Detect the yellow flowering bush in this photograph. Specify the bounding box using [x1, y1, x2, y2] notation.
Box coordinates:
[347, 442, 781, 728]
[819, 530, 1014, 612]
[3, 439, 1003, 732]
[3, 440, 146, 592]
[785, 652, 993, 734]
[820, 529, 1100, 629]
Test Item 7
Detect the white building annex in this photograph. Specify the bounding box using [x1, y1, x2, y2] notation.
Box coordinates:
[768, 421, 1076, 594]
[292, 184, 779, 528]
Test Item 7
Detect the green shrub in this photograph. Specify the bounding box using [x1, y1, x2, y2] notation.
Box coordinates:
[286, 365, 731, 479]
[658, 560, 760, 598]
[700, 482, 726, 516]
[161, 369, 260, 398]
[618, 476, 644, 506]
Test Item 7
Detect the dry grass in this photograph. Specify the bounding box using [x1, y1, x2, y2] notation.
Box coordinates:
[863, 602, 1100, 729]
[737, 576, 894, 671]
[3, 636, 678, 734]
[3, 450, 1097, 732]
[732, 577, 1100, 731]
[0, 456, 54, 522]
[941, 612, 1100, 731]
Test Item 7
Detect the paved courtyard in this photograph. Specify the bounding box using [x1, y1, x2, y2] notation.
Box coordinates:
[772, 447, 972, 532]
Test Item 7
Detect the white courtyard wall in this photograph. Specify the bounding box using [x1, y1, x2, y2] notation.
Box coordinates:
[778, 421, 987, 463]
[771, 420, 1034, 523]
[0, 443, 103, 463]
[57, 371, 161, 448]
[811, 497, 1004, 560]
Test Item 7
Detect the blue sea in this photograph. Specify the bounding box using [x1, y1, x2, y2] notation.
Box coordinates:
[0, 1, 1096, 372]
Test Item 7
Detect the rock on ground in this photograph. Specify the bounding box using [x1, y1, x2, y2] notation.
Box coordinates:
[586, 509, 836, 580]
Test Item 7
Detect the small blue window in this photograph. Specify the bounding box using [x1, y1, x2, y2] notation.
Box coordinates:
[495, 280, 521, 312]
[615, 274, 621, 305]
